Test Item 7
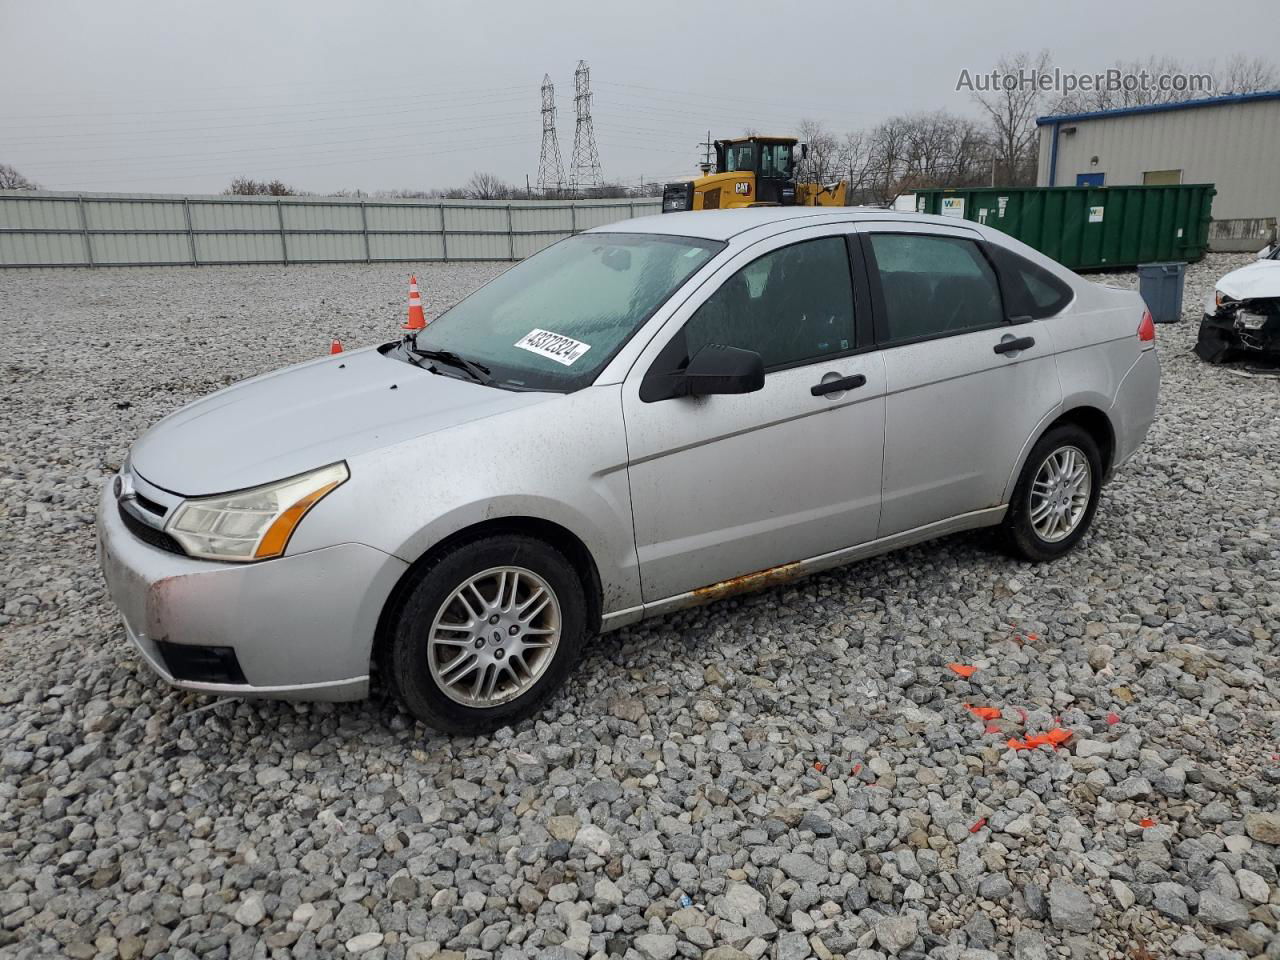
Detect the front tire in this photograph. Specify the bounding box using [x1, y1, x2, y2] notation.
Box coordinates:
[385, 535, 587, 734]
[1002, 424, 1102, 562]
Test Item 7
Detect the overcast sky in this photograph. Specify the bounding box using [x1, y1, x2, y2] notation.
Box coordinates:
[2, 0, 1276, 195]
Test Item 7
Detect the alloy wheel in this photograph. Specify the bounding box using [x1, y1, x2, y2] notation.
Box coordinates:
[427, 565, 561, 707]
[1029, 445, 1092, 543]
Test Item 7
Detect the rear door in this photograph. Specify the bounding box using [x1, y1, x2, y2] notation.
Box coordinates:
[855, 222, 1062, 537]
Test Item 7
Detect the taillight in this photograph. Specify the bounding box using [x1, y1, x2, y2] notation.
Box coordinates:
[1137, 309, 1155, 343]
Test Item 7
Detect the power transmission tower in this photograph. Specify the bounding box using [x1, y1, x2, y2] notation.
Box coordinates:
[536, 74, 565, 197]
[570, 60, 603, 195]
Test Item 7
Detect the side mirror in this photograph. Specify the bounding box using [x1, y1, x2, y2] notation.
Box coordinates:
[680, 344, 764, 396]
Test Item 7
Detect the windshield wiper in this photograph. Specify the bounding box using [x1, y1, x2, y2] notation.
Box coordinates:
[405, 342, 493, 386]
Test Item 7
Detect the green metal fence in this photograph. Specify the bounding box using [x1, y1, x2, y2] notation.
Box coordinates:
[913, 184, 1216, 270]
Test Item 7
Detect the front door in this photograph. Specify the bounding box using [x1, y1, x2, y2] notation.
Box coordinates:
[756, 141, 797, 206]
[622, 228, 885, 601]
[855, 223, 1063, 537]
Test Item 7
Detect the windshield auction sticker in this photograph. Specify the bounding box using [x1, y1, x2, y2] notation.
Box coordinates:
[514, 329, 591, 366]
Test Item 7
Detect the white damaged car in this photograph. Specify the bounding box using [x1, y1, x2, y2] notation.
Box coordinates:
[1196, 243, 1280, 363]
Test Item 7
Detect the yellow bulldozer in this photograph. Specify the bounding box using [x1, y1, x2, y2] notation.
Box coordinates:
[662, 136, 848, 213]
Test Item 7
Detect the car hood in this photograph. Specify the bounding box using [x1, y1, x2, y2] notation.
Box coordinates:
[1217, 259, 1280, 301]
[130, 345, 554, 495]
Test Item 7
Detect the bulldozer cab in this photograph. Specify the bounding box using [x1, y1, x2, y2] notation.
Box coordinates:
[716, 137, 799, 205]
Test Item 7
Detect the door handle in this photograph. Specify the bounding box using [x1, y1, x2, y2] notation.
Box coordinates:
[810, 374, 866, 396]
[993, 336, 1035, 355]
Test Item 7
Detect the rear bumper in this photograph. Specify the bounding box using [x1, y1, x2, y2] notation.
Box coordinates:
[1109, 347, 1160, 475]
[96, 481, 408, 701]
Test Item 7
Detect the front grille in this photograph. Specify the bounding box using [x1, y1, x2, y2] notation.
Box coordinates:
[118, 502, 185, 555]
[155, 641, 247, 685]
[134, 492, 167, 518]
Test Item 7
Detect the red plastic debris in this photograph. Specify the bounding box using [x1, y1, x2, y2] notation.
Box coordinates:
[965, 704, 1001, 721]
[948, 663, 978, 678]
[1139, 818, 1155, 828]
[1007, 727, 1072, 751]
[813, 761, 826, 774]
[851, 763, 862, 776]
[1106, 712, 1120, 725]
[985, 723, 1001, 735]
[969, 817, 987, 833]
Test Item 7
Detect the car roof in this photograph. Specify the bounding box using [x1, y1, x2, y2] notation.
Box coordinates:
[591, 207, 982, 242]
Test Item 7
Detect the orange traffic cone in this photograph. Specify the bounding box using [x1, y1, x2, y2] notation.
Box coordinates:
[329, 339, 344, 354]
[403, 275, 426, 330]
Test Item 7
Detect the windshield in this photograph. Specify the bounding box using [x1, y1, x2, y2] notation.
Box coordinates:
[406, 232, 723, 391]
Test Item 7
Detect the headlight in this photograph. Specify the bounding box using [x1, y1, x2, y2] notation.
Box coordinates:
[165, 462, 348, 562]
[1215, 289, 1234, 309]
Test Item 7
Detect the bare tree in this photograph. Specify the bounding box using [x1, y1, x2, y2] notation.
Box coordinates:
[1046, 53, 1245, 115]
[0, 163, 39, 190]
[972, 50, 1048, 187]
[1219, 55, 1280, 94]
[464, 172, 510, 200]
[225, 177, 301, 196]
[841, 130, 877, 204]
[867, 116, 913, 204]
[796, 119, 841, 184]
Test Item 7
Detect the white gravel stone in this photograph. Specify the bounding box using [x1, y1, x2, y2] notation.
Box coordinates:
[344, 931, 383, 954]
[234, 897, 265, 927]
[1235, 869, 1269, 904]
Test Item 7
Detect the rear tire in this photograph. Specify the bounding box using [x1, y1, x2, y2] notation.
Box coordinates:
[385, 535, 587, 734]
[1002, 424, 1102, 562]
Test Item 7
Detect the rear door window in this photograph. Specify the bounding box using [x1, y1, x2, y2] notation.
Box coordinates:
[865, 233, 1004, 344]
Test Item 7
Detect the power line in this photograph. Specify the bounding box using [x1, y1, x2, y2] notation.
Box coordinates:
[46, 136, 532, 190]
[0, 84, 532, 124]
[20, 118, 542, 173]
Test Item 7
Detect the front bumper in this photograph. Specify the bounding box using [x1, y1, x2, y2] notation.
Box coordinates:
[96, 481, 408, 701]
[1195, 310, 1280, 364]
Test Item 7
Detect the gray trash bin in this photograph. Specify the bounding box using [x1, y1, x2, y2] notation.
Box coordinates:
[1138, 261, 1186, 324]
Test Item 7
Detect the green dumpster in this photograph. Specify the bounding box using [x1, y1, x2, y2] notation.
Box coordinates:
[912, 184, 1215, 270]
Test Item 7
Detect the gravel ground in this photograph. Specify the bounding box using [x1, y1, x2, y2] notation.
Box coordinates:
[1, 254, 1278, 960]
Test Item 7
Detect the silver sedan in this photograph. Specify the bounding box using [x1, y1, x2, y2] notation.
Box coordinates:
[98, 208, 1160, 732]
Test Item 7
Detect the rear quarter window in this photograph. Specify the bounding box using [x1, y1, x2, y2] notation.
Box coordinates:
[987, 244, 1074, 319]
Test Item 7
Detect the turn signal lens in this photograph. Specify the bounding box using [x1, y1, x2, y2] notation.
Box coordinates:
[1137, 309, 1155, 343]
[253, 477, 345, 559]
